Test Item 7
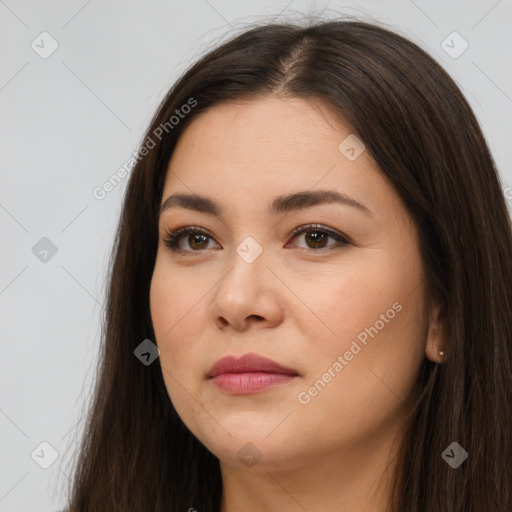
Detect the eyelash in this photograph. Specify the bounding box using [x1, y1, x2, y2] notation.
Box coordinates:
[162, 224, 350, 254]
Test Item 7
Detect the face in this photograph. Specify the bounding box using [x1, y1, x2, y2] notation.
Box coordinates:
[150, 96, 433, 473]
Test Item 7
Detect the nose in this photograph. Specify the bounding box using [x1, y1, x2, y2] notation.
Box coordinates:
[209, 245, 284, 331]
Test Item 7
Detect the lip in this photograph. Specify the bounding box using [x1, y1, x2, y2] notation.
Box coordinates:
[208, 353, 298, 377]
[207, 353, 299, 394]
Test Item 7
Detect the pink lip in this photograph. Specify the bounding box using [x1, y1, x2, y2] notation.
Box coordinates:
[207, 353, 299, 394]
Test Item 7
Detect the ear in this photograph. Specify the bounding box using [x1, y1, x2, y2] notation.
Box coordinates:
[425, 301, 447, 364]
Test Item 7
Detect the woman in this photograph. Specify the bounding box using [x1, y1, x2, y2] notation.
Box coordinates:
[65, 18, 512, 511]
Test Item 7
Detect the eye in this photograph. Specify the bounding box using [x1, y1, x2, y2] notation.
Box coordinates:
[161, 224, 350, 254]
[286, 224, 350, 250]
[162, 226, 219, 253]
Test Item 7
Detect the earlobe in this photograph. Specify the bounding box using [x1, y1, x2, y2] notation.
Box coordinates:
[425, 303, 447, 364]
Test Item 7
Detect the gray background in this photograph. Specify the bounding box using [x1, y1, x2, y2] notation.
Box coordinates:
[1, 0, 511, 510]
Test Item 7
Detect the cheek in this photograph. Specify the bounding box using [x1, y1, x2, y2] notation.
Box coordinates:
[149, 265, 215, 444]
[290, 259, 405, 353]
[149, 266, 175, 337]
[149, 264, 190, 381]
[149, 259, 202, 341]
[321, 242, 424, 347]
[296, 248, 426, 391]
[149, 260, 209, 392]
[292, 292, 425, 449]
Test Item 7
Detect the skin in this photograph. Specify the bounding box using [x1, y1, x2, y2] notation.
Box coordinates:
[149, 96, 444, 512]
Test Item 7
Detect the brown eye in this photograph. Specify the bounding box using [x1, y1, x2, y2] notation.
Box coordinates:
[303, 231, 330, 249]
[288, 224, 350, 251]
[184, 233, 210, 250]
[163, 227, 218, 252]
[162, 224, 350, 254]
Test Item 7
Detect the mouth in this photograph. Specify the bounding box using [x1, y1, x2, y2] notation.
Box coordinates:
[207, 353, 300, 394]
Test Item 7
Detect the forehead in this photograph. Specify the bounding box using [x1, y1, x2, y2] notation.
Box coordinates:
[160, 96, 393, 222]
[170, 96, 347, 164]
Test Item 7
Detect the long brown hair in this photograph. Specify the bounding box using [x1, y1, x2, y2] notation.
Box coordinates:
[65, 18, 512, 511]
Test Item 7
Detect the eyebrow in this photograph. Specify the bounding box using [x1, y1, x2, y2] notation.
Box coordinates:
[158, 189, 372, 219]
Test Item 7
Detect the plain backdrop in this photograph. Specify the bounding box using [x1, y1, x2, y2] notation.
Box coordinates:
[1, 1, 511, 510]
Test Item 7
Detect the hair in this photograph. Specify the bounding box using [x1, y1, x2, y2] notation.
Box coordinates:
[64, 17, 512, 512]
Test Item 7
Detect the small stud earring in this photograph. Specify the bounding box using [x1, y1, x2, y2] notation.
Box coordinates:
[439, 350, 444, 356]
